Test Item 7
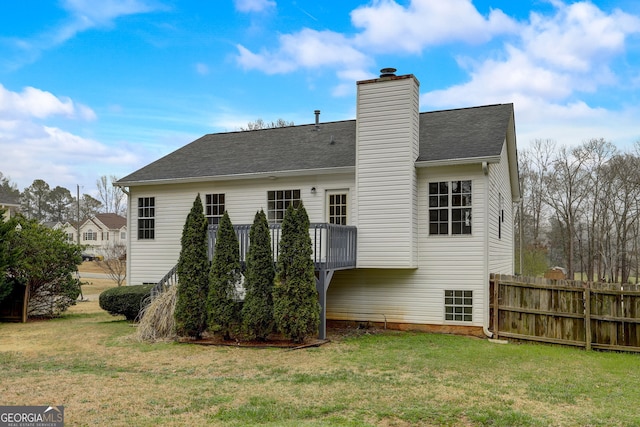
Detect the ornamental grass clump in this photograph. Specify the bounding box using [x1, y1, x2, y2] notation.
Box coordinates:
[136, 285, 178, 342]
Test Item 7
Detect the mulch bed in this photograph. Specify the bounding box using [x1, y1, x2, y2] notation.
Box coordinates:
[178, 326, 387, 349]
[178, 333, 328, 349]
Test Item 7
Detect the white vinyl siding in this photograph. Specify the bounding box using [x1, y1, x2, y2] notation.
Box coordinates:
[328, 165, 487, 327]
[355, 75, 419, 268]
[126, 174, 354, 285]
[489, 142, 516, 274]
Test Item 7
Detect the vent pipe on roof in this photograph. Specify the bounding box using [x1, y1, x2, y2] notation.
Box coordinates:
[380, 67, 397, 78]
[314, 110, 320, 130]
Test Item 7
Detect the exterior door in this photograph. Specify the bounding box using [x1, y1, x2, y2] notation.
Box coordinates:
[326, 190, 349, 225]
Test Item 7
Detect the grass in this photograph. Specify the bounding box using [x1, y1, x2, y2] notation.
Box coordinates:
[1, 272, 639, 426]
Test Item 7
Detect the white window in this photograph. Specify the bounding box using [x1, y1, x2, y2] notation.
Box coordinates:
[445, 290, 473, 322]
[205, 193, 225, 225]
[83, 229, 97, 241]
[327, 192, 348, 225]
[138, 197, 155, 240]
[267, 190, 300, 223]
[429, 180, 472, 235]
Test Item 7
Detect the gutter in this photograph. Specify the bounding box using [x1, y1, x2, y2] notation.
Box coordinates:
[114, 166, 355, 188]
[482, 161, 493, 338]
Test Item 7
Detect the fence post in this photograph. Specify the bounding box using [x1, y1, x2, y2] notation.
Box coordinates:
[492, 274, 499, 340]
[584, 283, 591, 351]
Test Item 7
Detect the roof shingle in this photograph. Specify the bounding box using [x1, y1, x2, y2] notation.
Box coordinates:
[117, 103, 513, 185]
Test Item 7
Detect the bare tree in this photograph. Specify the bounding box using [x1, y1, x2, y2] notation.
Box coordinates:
[96, 243, 127, 286]
[240, 118, 294, 131]
[96, 175, 126, 216]
[544, 145, 591, 279]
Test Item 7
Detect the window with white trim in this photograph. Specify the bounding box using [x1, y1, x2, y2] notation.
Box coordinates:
[205, 193, 225, 225]
[429, 180, 472, 235]
[328, 193, 348, 225]
[445, 290, 473, 322]
[138, 197, 155, 239]
[267, 190, 301, 223]
[83, 229, 97, 241]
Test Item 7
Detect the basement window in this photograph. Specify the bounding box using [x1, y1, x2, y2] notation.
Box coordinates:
[444, 290, 473, 322]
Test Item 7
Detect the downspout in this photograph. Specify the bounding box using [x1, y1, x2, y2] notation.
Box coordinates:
[120, 186, 132, 286]
[482, 162, 493, 338]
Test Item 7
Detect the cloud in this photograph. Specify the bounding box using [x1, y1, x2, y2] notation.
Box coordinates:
[234, 0, 276, 13]
[195, 62, 210, 75]
[417, 1, 640, 148]
[351, 0, 519, 53]
[236, 28, 371, 74]
[523, 1, 640, 72]
[233, 0, 517, 94]
[0, 85, 137, 192]
[4, 0, 161, 70]
[0, 84, 96, 120]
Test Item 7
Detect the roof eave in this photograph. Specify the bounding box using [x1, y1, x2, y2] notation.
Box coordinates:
[115, 166, 355, 187]
[415, 155, 501, 168]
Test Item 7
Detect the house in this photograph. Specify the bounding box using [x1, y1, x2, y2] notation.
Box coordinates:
[78, 213, 127, 258]
[0, 187, 20, 221]
[40, 221, 77, 243]
[116, 70, 520, 339]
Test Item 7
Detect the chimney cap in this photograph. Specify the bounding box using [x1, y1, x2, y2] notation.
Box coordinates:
[380, 67, 397, 77]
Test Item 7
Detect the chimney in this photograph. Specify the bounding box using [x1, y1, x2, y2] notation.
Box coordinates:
[379, 67, 397, 78]
[314, 110, 320, 130]
[355, 68, 419, 268]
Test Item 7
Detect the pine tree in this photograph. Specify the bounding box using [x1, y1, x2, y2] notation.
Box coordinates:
[241, 210, 275, 340]
[273, 202, 320, 343]
[174, 194, 210, 339]
[207, 211, 242, 340]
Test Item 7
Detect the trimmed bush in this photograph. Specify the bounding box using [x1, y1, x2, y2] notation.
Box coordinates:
[99, 284, 153, 321]
[207, 211, 242, 340]
[241, 209, 275, 340]
[273, 202, 320, 343]
[174, 194, 210, 338]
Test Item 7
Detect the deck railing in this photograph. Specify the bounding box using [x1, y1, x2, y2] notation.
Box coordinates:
[208, 222, 357, 271]
[153, 223, 357, 298]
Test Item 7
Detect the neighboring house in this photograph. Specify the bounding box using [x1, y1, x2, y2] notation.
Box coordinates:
[78, 213, 127, 257]
[116, 70, 520, 339]
[0, 187, 20, 221]
[40, 221, 77, 243]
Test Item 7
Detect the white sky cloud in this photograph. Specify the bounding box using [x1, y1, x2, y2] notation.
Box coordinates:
[0, 84, 96, 120]
[234, 0, 276, 13]
[4, 0, 161, 70]
[417, 1, 640, 148]
[0, 85, 139, 192]
[236, 29, 371, 75]
[351, 0, 519, 53]
[523, 1, 640, 72]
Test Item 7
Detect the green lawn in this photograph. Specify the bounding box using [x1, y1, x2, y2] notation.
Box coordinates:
[1, 299, 639, 426]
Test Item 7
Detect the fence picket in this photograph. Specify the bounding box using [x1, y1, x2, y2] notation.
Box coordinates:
[490, 275, 640, 353]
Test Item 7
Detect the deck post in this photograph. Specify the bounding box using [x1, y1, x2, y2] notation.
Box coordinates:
[316, 269, 334, 340]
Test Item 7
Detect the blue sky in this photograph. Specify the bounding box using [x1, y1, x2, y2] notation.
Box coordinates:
[1, 0, 639, 195]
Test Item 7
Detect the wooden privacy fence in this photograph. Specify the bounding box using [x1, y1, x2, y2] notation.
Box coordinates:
[490, 274, 640, 352]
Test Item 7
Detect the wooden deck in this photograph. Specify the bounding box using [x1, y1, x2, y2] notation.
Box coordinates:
[152, 223, 357, 339]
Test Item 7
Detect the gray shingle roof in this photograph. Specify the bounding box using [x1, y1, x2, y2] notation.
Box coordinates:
[0, 186, 20, 205]
[117, 103, 514, 185]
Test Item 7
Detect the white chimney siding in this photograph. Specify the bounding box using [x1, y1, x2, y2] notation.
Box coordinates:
[355, 74, 420, 268]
